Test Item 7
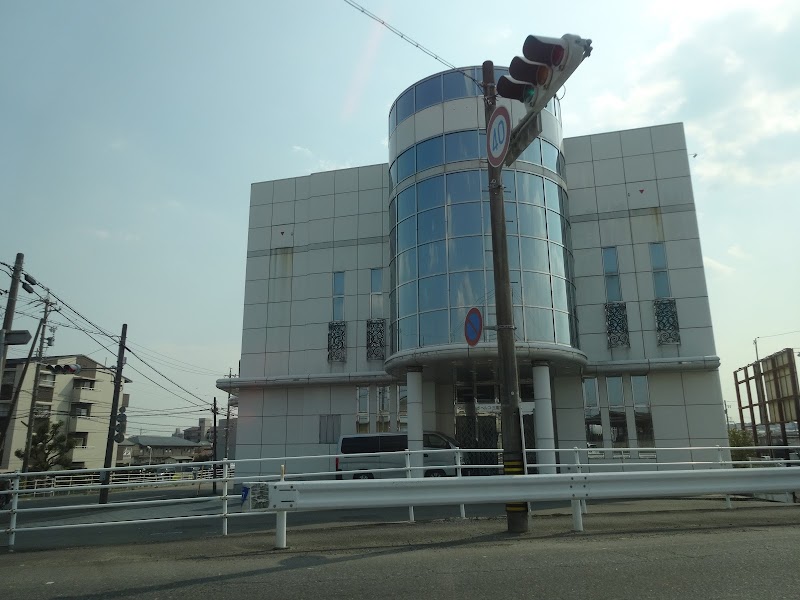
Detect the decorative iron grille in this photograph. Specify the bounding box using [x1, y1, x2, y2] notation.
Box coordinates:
[366, 319, 386, 360]
[604, 302, 630, 348]
[654, 298, 681, 345]
[327, 321, 347, 362]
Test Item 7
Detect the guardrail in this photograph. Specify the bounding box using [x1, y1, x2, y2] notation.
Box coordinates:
[1, 444, 798, 552]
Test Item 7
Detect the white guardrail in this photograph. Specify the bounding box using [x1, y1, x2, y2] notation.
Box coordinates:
[2, 445, 800, 552]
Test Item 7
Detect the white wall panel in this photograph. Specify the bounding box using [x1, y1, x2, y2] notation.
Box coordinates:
[414, 104, 444, 139]
[242, 304, 267, 330]
[651, 123, 685, 152]
[358, 188, 384, 215]
[265, 351, 289, 376]
[651, 405, 689, 440]
[249, 204, 272, 228]
[251, 181, 274, 206]
[686, 404, 727, 440]
[620, 128, 653, 156]
[241, 328, 266, 354]
[334, 168, 359, 194]
[575, 275, 605, 306]
[590, 132, 622, 160]
[273, 178, 296, 204]
[599, 218, 632, 246]
[596, 184, 628, 213]
[661, 211, 699, 241]
[244, 279, 269, 307]
[267, 277, 292, 303]
[272, 201, 295, 226]
[309, 171, 335, 197]
[670, 267, 708, 298]
[236, 416, 262, 446]
[262, 416, 288, 444]
[245, 256, 270, 281]
[654, 151, 691, 179]
[265, 327, 290, 352]
[238, 354, 265, 378]
[267, 301, 290, 328]
[629, 214, 662, 244]
[666, 239, 703, 269]
[443, 98, 480, 132]
[359, 165, 385, 191]
[564, 135, 592, 163]
[308, 218, 334, 244]
[333, 245, 358, 271]
[675, 297, 713, 329]
[579, 333, 612, 361]
[565, 162, 594, 189]
[571, 221, 600, 249]
[334, 215, 358, 241]
[677, 327, 717, 356]
[623, 154, 656, 182]
[573, 248, 601, 277]
[334, 191, 359, 217]
[626, 181, 659, 209]
[263, 389, 288, 415]
[567, 187, 597, 216]
[593, 158, 625, 186]
[358, 212, 383, 238]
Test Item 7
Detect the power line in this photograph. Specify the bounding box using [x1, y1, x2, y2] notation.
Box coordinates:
[342, 0, 483, 91]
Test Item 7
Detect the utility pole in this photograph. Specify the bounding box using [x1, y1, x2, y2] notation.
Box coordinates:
[224, 368, 233, 459]
[0, 253, 24, 380]
[483, 61, 528, 533]
[212, 396, 218, 495]
[99, 323, 127, 505]
[21, 297, 54, 473]
[0, 316, 44, 466]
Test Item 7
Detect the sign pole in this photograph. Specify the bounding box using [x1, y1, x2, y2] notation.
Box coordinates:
[482, 60, 528, 533]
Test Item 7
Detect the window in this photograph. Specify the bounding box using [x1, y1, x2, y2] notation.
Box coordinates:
[443, 68, 477, 101]
[445, 131, 479, 162]
[397, 146, 416, 182]
[582, 378, 603, 455]
[396, 88, 414, 124]
[602, 247, 622, 302]
[356, 387, 369, 433]
[632, 375, 655, 453]
[319, 415, 341, 444]
[38, 372, 55, 388]
[415, 76, 442, 112]
[416, 136, 443, 171]
[70, 403, 91, 417]
[332, 271, 345, 321]
[68, 432, 89, 448]
[377, 386, 391, 432]
[370, 269, 383, 317]
[650, 242, 671, 298]
[606, 376, 629, 449]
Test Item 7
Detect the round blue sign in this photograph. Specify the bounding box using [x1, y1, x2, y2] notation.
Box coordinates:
[464, 307, 483, 347]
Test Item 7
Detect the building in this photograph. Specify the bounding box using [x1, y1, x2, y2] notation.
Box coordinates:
[218, 67, 728, 479]
[182, 417, 210, 443]
[124, 435, 203, 466]
[178, 412, 238, 459]
[1, 355, 130, 470]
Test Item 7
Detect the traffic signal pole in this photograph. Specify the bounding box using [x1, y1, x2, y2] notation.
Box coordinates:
[0, 253, 24, 386]
[99, 323, 127, 505]
[482, 61, 529, 534]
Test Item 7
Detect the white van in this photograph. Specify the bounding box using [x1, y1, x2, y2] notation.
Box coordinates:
[335, 431, 460, 479]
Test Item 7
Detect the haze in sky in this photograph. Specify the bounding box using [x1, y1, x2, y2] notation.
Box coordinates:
[1, 0, 798, 435]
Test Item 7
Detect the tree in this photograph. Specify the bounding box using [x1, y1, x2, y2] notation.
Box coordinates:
[728, 426, 754, 464]
[15, 421, 76, 472]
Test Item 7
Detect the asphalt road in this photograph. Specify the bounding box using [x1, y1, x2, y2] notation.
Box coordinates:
[3, 503, 800, 600]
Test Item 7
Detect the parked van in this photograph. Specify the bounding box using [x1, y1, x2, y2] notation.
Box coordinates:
[336, 431, 460, 479]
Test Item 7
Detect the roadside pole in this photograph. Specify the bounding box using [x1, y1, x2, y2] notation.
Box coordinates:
[482, 61, 528, 533]
[99, 323, 127, 505]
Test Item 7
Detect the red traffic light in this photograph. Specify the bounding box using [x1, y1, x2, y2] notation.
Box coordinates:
[522, 35, 568, 68]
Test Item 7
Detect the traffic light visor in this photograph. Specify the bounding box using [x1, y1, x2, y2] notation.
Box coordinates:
[523, 35, 568, 67]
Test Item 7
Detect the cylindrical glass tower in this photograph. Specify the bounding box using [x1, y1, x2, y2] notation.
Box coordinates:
[386, 67, 584, 374]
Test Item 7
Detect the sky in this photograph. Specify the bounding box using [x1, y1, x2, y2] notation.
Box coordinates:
[1, 0, 799, 436]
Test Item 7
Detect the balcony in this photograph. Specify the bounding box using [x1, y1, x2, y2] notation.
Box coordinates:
[72, 386, 97, 403]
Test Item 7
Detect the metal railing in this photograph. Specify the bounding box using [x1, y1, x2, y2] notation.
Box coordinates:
[1, 444, 798, 552]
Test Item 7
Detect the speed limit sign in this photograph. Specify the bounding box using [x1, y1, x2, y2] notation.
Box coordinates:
[486, 106, 511, 167]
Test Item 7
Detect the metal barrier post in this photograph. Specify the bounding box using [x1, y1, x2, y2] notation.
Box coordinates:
[275, 464, 287, 549]
[456, 449, 466, 519]
[717, 445, 732, 509]
[8, 473, 20, 552]
[405, 450, 414, 523]
[222, 458, 229, 536]
[571, 448, 584, 531]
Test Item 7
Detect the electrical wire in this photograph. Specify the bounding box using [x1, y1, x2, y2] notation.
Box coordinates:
[342, 0, 484, 91]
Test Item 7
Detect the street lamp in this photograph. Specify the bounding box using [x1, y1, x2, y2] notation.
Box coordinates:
[146, 445, 152, 464]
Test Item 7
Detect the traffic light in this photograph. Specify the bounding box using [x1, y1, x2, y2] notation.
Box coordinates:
[496, 33, 592, 164]
[498, 33, 592, 113]
[45, 363, 82, 374]
[113, 407, 127, 443]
